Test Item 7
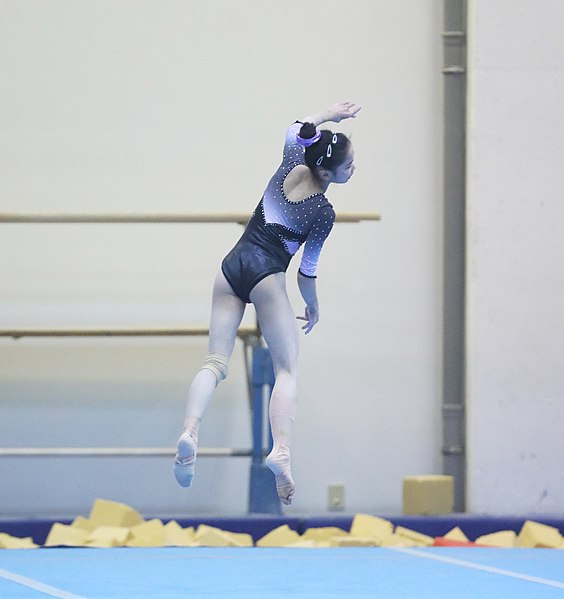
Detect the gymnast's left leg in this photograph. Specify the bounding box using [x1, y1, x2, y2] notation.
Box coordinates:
[250, 273, 299, 505]
[174, 271, 246, 487]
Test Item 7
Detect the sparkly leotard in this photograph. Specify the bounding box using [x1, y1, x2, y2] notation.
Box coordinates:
[221, 122, 336, 303]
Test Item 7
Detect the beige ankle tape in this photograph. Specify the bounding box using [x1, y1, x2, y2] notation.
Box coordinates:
[202, 352, 229, 382]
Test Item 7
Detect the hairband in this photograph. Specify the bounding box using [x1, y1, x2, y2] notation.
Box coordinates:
[316, 134, 339, 166]
[296, 130, 322, 147]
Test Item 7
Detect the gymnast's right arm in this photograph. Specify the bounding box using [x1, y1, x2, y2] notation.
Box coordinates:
[301, 101, 362, 127]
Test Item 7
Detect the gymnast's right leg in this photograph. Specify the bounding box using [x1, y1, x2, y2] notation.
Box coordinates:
[250, 273, 299, 505]
[174, 271, 246, 487]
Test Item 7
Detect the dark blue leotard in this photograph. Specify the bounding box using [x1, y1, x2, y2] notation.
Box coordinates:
[221, 122, 335, 303]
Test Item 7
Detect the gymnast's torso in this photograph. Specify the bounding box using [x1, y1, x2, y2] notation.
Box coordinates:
[221, 122, 336, 303]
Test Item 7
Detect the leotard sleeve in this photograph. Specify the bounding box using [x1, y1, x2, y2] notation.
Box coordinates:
[282, 122, 306, 167]
[298, 204, 336, 277]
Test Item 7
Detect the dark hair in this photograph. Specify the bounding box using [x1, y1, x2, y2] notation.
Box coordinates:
[298, 122, 351, 172]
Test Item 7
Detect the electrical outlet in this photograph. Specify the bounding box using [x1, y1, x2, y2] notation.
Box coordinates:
[328, 484, 345, 511]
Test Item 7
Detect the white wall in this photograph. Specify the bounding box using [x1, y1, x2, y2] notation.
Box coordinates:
[0, 1, 443, 518]
[466, 0, 564, 513]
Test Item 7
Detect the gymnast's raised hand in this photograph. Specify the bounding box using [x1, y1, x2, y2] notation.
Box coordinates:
[326, 101, 362, 123]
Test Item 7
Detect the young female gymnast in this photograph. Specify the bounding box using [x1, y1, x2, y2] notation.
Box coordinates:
[174, 101, 361, 505]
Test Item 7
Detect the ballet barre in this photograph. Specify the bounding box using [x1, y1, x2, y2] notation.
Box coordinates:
[0, 447, 256, 458]
[0, 212, 380, 224]
[0, 327, 258, 340]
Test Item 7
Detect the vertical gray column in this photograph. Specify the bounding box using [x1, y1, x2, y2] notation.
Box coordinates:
[442, 0, 467, 512]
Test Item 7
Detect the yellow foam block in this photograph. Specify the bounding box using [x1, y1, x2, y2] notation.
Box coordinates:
[130, 518, 164, 536]
[302, 527, 348, 542]
[287, 540, 317, 548]
[70, 516, 97, 532]
[444, 526, 469, 542]
[163, 521, 197, 547]
[125, 520, 165, 547]
[225, 531, 254, 547]
[475, 530, 517, 548]
[329, 536, 379, 547]
[393, 526, 434, 547]
[517, 520, 563, 549]
[86, 526, 132, 547]
[89, 499, 144, 529]
[44, 523, 89, 547]
[195, 525, 244, 547]
[125, 536, 163, 547]
[402, 476, 454, 515]
[0, 533, 38, 549]
[256, 525, 301, 547]
[350, 514, 393, 544]
[387, 533, 419, 547]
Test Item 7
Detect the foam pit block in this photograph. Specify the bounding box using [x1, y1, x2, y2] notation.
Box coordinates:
[475, 530, 517, 548]
[287, 539, 317, 548]
[403, 475, 454, 515]
[394, 526, 434, 547]
[350, 514, 393, 544]
[302, 527, 348, 542]
[163, 521, 196, 547]
[89, 499, 144, 529]
[225, 531, 254, 547]
[387, 534, 419, 547]
[256, 525, 301, 547]
[330, 536, 379, 547]
[44, 523, 89, 547]
[86, 526, 132, 547]
[195, 524, 245, 547]
[444, 526, 469, 542]
[517, 520, 563, 548]
[126, 519, 165, 547]
[70, 516, 97, 532]
[0, 533, 38, 549]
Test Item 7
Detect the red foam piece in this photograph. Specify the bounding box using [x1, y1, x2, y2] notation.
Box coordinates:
[433, 537, 489, 548]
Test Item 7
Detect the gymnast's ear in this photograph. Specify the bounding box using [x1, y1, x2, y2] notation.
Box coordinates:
[316, 168, 332, 182]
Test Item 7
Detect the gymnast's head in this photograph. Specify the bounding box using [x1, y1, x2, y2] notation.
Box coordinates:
[296, 122, 355, 185]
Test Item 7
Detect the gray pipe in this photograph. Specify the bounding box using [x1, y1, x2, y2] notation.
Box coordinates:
[442, 0, 467, 512]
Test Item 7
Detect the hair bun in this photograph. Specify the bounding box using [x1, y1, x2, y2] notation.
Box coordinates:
[299, 122, 317, 139]
[296, 122, 323, 148]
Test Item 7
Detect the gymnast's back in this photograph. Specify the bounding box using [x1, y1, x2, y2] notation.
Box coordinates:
[248, 122, 335, 271]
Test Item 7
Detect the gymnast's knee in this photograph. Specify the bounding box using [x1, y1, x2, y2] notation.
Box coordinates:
[202, 352, 229, 383]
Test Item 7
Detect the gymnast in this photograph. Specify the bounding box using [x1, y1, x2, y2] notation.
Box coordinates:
[174, 101, 361, 505]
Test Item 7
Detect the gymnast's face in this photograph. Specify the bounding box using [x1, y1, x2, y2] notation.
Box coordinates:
[330, 145, 356, 184]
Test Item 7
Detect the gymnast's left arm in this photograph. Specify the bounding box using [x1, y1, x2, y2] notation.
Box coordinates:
[295, 205, 336, 334]
[296, 272, 319, 335]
